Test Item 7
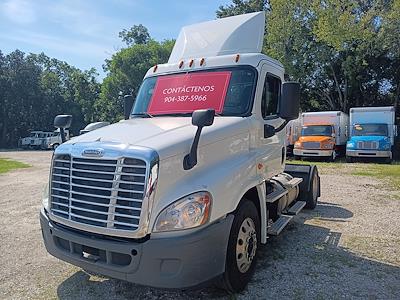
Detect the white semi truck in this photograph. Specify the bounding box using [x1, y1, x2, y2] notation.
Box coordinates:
[40, 12, 320, 292]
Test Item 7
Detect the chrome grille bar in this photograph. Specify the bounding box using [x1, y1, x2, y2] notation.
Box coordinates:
[50, 154, 147, 232]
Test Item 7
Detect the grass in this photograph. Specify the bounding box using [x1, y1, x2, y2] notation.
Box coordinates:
[351, 163, 400, 191]
[0, 158, 30, 174]
[288, 158, 400, 191]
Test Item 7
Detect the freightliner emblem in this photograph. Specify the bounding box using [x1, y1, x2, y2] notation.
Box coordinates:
[82, 148, 104, 157]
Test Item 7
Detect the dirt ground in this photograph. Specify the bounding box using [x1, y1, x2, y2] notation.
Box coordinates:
[0, 151, 399, 300]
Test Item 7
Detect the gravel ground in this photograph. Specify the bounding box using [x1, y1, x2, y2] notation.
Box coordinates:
[0, 151, 399, 300]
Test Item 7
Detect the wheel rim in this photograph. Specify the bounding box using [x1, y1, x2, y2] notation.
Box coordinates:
[312, 172, 318, 200]
[236, 217, 257, 273]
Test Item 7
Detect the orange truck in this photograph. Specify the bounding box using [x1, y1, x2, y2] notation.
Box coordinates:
[294, 111, 349, 161]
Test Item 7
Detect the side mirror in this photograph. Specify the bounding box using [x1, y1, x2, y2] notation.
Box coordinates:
[124, 95, 134, 120]
[54, 115, 72, 144]
[183, 109, 215, 170]
[54, 115, 72, 129]
[278, 82, 300, 121]
[192, 109, 215, 127]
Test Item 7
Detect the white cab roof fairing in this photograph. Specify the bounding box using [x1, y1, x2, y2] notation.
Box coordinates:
[168, 12, 266, 63]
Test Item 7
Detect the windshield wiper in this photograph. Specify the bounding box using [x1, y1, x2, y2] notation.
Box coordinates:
[131, 112, 153, 118]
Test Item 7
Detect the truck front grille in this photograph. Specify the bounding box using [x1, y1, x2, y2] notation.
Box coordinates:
[50, 154, 147, 231]
[357, 141, 378, 150]
[302, 142, 320, 149]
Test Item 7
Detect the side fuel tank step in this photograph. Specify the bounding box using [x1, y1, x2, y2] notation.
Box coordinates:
[267, 215, 293, 236]
[286, 201, 306, 215]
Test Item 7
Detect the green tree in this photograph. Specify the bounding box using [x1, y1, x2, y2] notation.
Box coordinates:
[217, 0, 400, 113]
[0, 50, 100, 148]
[216, 0, 269, 18]
[97, 25, 174, 122]
[119, 24, 151, 46]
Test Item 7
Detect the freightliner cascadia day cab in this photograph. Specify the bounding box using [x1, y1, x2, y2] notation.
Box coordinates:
[346, 106, 396, 163]
[40, 12, 321, 292]
[294, 111, 349, 161]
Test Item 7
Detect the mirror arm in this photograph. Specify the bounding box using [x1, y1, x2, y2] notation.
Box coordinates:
[183, 126, 203, 170]
[275, 120, 289, 133]
[59, 128, 66, 143]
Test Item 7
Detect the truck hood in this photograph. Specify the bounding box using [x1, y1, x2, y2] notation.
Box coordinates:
[349, 136, 389, 143]
[298, 136, 333, 143]
[66, 117, 249, 160]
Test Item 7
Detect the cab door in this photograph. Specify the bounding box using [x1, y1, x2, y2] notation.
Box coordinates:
[257, 64, 286, 179]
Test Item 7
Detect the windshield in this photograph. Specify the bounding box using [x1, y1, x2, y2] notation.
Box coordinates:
[132, 67, 257, 117]
[352, 123, 388, 136]
[301, 125, 333, 137]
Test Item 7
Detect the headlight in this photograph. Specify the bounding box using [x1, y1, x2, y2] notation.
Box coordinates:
[294, 141, 302, 148]
[42, 182, 50, 211]
[322, 143, 334, 149]
[153, 191, 212, 232]
[347, 142, 355, 149]
[382, 143, 391, 150]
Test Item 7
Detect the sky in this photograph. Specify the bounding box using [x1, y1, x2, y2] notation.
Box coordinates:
[0, 0, 231, 79]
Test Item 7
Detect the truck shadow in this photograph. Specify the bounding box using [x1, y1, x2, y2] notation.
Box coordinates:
[57, 201, 400, 299]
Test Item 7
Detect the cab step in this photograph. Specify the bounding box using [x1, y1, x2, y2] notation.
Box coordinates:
[283, 177, 303, 188]
[266, 189, 288, 203]
[267, 215, 293, 236]
[286, 201, 306, 215]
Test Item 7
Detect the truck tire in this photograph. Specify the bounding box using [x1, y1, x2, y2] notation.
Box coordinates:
[219, 200, 260, 293]
[304, 168, 319, 209]
[346, 156, 354, 163]
[52, 143, 60, 150]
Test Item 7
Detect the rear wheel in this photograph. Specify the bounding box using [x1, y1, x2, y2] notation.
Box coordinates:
[304, 168, 320, 209]
[219, 200, 260, 293]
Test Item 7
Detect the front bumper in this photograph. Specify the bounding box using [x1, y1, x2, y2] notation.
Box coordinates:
[346, 149, 392, 158]
[293, 149, 333, 157]
[40, 210, 233, 289]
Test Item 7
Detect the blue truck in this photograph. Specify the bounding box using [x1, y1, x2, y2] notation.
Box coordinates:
[346, 106, 396, 163]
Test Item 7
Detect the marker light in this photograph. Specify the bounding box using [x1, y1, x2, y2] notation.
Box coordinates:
[200, 58, 205, 66]
[235, 54, 240, 63]
[179, 61, 184, 68]
[153, 65, 158, 72]
[189, 59, 194, 67]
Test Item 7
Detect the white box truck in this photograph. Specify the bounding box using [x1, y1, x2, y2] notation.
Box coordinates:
[294, 111, 349, 161]
[41, 129, 70, 150]
[346, 106, 396, 162]
[285, 115, 302, 155]
[40, 12, 320, 292]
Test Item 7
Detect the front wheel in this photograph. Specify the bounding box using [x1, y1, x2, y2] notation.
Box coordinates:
[329, 151, 336, 162]
[219, 200, 260, 293]
[52, 143, 60, 150]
